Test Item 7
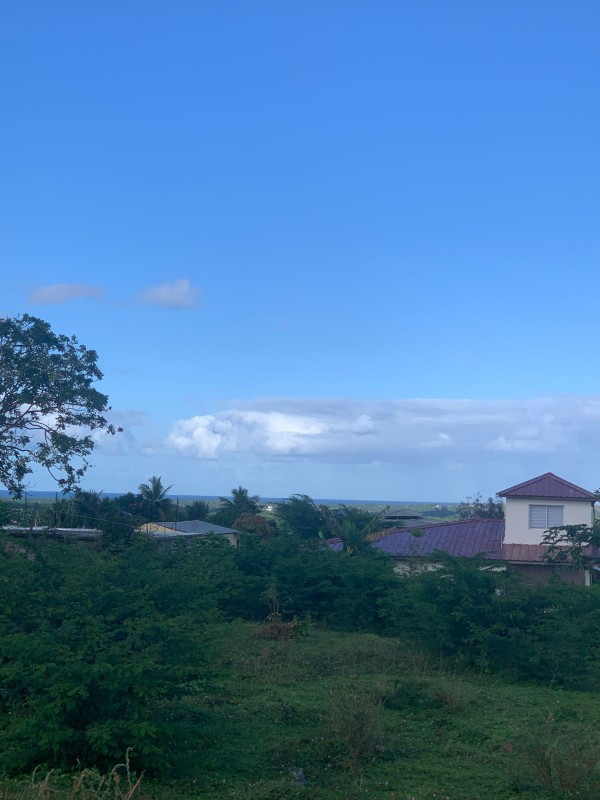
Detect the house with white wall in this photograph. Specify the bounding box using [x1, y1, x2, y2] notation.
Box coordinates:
[498, 473, 595, 546]
[369, 472, 598, 585]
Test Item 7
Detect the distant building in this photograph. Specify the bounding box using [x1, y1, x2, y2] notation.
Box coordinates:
[140, 519, 240, 546]
[2, 526, 101, 540]
[383, 508, 425, 522]
[498, 473, 595, 545]
[367, 473, 598, 586]
[381, 507, 433, 530]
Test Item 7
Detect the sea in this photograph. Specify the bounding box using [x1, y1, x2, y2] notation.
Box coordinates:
[0, 490, 456, 505]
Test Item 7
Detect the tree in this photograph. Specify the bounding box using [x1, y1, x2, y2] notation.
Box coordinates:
[138, 475, 173, 521]
[542, 522, 600, 567]
[213, 486, 260, 527]
[323, 505, 385, 554]
[233, 512, 275, 537]
[275, 494, 326, 539]
[458, 492, 504, 519]
[182, 499, 211, 521]
[0, 314, 118, 497]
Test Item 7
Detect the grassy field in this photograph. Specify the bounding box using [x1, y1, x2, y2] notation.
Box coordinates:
[6, 620, 598, 800]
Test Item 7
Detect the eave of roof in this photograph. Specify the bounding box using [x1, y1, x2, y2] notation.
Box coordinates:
[487, 543, 600, 564]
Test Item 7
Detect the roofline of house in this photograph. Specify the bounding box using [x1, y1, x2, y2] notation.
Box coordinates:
[497, 472, 596, 500]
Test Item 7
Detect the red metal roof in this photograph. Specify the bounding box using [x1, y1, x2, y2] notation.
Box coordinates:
[489, 543, 551, 563]
[371, 518, 505, 558]
[497, 472, 596, 501]
[487, 543, 600, 563]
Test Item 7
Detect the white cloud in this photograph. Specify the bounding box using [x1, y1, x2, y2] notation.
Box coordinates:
[137, 278, 200, 309]
[164, 396, 600, 471]
[29, 283, 105, 305]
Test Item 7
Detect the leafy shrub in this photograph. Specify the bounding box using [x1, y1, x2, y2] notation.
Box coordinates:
[0, 538, 208, 775]
[521, 720, 600, 798]
[384, 678, 431, 712]
[323, 686, 385, 772]
[431, 679, 474, 713]
[256, 619, 304, 640]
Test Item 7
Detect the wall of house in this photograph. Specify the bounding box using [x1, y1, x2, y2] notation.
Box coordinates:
[504, 497, 593, 545]
[508, 563, 588, 586]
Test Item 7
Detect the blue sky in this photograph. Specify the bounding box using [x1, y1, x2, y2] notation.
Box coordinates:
[2, 2, 600, 500]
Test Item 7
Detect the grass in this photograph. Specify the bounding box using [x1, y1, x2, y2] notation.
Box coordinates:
[0, 752, 142, 800]
[4, 621, 600, 799]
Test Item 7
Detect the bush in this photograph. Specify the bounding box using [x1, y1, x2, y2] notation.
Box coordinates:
[521, 720, 600, 798]
[0, 538, 209, 775]
[323, 686, 385, 772]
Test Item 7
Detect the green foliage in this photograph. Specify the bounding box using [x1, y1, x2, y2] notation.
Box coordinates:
[274, 494, 325, 539]
[227, 534, 400, 631]
[0, 752, 143, 800]
[181, 500, 211, 521]
[323, 685, 385, 773]
[542, 522, 600, 567]
[458, 492, 504, 519]
[0, 500, 11, 527]
[233, 513, 274, 537]
[521, 719, 600, 798]
[0, 315, 118, 497]
[7, 516, 600, 795]
[162, 620, 600, 799]
[387, 556, 600, 687]
[274, 496, 383, 550]
[0, 536, 231, 775]
[213, 487, 260, 527]
[137, 477, 173, 522]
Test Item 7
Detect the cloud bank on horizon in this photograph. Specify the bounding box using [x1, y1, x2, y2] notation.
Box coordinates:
[165, 396, 598, 463]
[82, 395, 600, 498]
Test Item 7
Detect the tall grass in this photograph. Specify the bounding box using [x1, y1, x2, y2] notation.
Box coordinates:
[0, 753, 143, 800]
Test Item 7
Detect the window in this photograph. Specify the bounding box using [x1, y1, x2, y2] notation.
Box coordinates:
[529, 504, 564, 529]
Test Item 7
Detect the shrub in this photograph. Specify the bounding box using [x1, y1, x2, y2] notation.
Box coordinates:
[521, 720, 600, 798]
[323, 686, 385, 772]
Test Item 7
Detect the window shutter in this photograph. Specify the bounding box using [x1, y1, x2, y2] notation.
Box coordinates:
[547, 506, 564, 527]
[529, 505, 547, 528]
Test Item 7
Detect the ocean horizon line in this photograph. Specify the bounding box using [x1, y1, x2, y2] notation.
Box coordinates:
[0, 490, 459, 506]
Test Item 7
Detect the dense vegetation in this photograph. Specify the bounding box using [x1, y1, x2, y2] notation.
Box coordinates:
[3, 527, 600, 798]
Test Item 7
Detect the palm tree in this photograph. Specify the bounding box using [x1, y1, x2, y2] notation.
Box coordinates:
[138, 475, 173, 521]
[183, 500, 211, 521]
[215, 486, 260, 526]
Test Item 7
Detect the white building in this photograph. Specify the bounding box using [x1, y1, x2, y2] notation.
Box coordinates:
[498, 472, 596, 546]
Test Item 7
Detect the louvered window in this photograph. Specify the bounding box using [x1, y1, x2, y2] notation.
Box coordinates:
[529, 505, 564, 529]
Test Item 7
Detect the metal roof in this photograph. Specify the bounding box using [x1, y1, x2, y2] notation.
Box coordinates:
[150, 520, 239, 536]
[371, 518, 505, 558]
[487, 543, 600, 563]
[498, 472, 596, 501]
[326, 537, 345, 552]
[383, 509, 425, 520]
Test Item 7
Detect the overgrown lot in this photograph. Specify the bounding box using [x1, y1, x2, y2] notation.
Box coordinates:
[147, 621, 600, 800]
[3, 533, 600, 799]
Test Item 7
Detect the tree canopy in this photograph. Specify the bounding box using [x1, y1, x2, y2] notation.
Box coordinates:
[213, 486, 260, 526]
[138, 475, 174, 520]
[0, 314, 118, 497]
[458, 492, 504, 519]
